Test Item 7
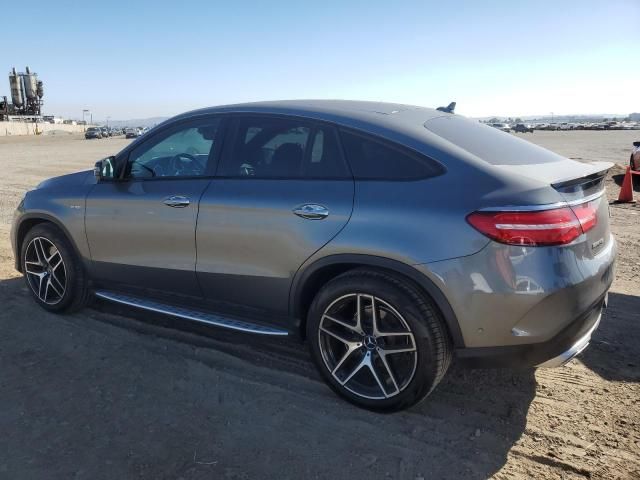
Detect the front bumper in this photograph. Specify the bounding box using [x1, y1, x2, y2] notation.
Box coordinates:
[10, 199, 24, 271]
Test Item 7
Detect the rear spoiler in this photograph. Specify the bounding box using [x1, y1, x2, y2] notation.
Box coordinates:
[551, 162, 612, 194]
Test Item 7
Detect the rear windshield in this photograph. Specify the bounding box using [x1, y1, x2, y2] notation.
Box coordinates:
[425, 116, 561, 165]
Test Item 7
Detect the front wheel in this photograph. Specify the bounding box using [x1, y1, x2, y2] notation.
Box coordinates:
[21, 223, 90, 313]
[307, 269, 451, 412]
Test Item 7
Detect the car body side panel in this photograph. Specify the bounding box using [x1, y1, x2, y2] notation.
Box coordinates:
[84, 178, 212, 295]
[196, 178, 354, 315]
[297, 175, 493, 271]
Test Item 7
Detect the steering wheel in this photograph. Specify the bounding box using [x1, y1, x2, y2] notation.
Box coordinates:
[169, 153, 201, 176]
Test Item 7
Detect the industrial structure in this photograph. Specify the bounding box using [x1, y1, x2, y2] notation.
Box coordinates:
[0, 66, 44, 120]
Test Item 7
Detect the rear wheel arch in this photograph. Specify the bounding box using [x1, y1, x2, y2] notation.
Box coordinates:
[290, 254, 464, 347]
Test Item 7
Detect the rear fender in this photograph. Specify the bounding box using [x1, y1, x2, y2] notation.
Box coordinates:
[290, 254, 465, 347]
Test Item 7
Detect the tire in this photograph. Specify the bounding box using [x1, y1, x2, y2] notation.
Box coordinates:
[307, 269, 452, 412]
[21, 223, 90, 313]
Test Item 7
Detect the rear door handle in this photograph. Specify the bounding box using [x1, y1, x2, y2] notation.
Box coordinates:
[293, 204, 329, 220]
[163, 195, 190, 208]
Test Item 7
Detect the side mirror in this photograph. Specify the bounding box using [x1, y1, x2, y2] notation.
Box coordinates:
[93, 160, 103, 180]
[94, 156, 115, 181]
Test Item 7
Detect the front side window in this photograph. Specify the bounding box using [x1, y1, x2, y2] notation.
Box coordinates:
[219, 117, 349, 179]
[126, 118, 221, 179]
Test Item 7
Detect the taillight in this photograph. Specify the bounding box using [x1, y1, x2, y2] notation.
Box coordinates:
[571, 201, 598, 232]
[467, 201, 598, 246]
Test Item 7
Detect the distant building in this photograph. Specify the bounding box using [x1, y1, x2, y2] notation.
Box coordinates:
[630, 113, 640, 121]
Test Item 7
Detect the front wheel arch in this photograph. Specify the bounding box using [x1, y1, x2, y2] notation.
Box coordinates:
[15, 214, 84, 273]
[20, 222, 91, 313]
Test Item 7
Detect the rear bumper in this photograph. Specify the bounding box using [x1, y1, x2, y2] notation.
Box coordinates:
[455, 293, 606, 368]
[421, 233, 616, 350]
[536, 309, 601, 367]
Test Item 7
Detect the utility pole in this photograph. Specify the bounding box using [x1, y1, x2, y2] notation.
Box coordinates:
[82, 109, 89, 131]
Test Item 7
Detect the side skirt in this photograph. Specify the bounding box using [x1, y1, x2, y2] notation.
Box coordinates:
[94, 290, 289, 336]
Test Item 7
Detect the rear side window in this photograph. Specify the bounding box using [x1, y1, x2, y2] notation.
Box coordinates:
[219, 116, 349, 179]
[339, 130, 442, 180]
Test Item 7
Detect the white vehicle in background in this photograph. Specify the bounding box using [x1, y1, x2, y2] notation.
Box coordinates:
[631, 141, 640, 171]
[42, 116, 64, 124]
[490, 123, 511, 132]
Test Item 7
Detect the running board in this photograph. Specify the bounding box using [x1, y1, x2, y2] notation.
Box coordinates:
[94, 290, 289, 336]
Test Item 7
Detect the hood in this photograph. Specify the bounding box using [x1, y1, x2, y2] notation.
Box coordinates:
[36, 170, 93, 190]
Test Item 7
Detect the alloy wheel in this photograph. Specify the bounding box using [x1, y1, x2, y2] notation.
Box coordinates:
[24, 237, 67, 305]
[318, 293, 418, 400]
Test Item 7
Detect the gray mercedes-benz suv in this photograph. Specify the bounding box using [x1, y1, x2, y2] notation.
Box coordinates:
[11, 100, 616, 411]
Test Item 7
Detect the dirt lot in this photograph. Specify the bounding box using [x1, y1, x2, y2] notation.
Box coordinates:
[0, 131, 638, 479]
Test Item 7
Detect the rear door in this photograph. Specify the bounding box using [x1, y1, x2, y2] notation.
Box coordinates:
[85, 116, 223, 294]
[196, 115, 354, 315]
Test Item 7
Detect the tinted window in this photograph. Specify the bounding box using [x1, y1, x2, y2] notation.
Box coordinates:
[219, 117, 349, 179]
[340, 130, 441, 180]
[425, 116, 561, 165]
[126, 118, 221, 178]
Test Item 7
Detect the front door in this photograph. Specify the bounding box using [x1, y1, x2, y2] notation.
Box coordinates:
[85, 116, 222, 295]
[196, 115, 354, 315]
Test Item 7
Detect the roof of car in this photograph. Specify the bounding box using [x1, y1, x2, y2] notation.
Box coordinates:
[174, 100, 446, 130]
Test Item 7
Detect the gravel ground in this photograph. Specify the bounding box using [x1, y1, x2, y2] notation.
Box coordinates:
[0, 130, 638, 479]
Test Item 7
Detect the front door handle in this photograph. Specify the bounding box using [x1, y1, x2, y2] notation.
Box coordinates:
[293, 204, 329, 220]
[163, 195, 190, 208]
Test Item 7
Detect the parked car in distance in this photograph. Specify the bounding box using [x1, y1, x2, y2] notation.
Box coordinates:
[490, 122, 511, 132]
[11, 100, 616, 411]
[512, 123, 534, 133]
[84, 127, 102, 139]
[631, 141, 640, 171]
[125, 127, 141, 139]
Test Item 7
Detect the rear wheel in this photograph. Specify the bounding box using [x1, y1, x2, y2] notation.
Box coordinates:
[307, 269, 451, 412]
[21, 223, 90, 313]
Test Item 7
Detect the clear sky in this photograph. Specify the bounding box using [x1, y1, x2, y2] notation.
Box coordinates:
[2, 0, 638, 121]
